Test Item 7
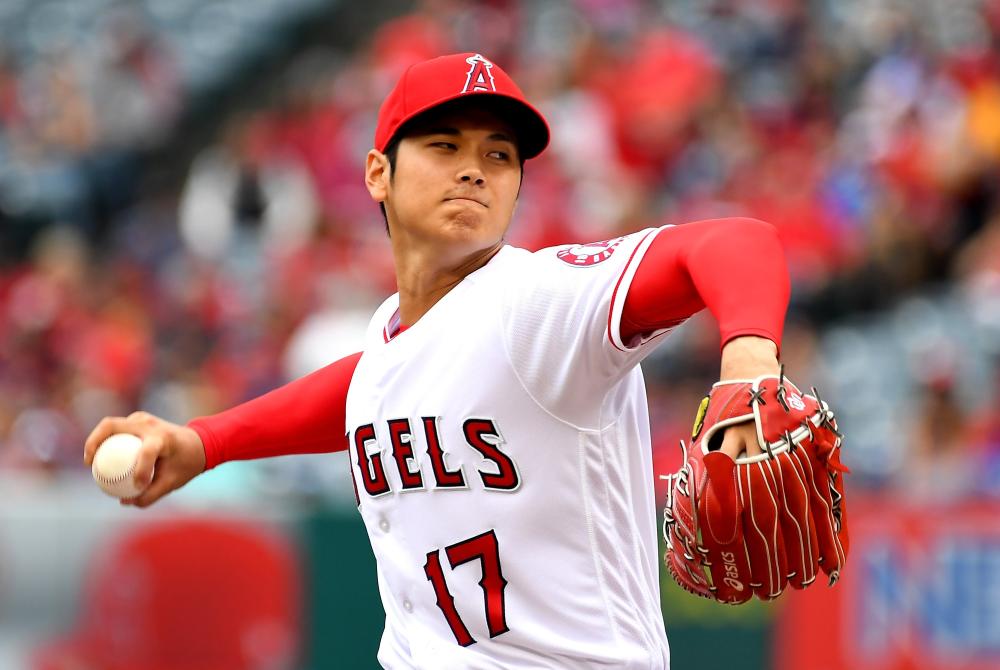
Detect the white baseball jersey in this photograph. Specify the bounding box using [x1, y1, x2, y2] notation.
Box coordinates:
[346, 227, 674, 669]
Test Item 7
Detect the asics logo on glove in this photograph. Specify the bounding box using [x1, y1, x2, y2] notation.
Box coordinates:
[721, 551, 743, 592]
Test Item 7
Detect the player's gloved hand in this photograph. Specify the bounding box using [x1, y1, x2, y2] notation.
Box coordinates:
[661, 369, 849, 605]
[83, 411, 206, 508]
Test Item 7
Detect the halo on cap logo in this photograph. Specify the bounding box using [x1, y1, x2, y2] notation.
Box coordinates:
[463, 54, 496, 93]
[556, 237, 625, 267]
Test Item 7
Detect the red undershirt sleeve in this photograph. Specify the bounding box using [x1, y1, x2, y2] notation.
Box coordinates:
[188, 351, 362, 470]
[620, 217, 790, 352]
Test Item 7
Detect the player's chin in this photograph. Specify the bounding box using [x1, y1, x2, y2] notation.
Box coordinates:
[439, 209, 495, 237]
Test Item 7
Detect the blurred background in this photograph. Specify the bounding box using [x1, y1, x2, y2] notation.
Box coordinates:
[1, 0, 999, 668]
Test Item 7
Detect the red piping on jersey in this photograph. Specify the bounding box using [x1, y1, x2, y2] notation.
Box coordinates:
[606, 229, 658, 352]
[384, 307, 402, 343]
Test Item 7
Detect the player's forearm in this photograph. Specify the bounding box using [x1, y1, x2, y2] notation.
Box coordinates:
[189, 352, 362, 470]
[683, 217, 789, 349]
[621, 217, 790, 351]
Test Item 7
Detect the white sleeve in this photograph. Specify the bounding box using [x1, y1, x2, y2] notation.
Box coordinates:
[500, 226, 674, 429]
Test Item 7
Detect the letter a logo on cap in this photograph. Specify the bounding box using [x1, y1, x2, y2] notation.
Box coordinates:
[462, 54, 496, 93]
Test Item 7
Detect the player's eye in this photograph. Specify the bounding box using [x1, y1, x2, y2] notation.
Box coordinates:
[487, 150, 511, 162]
[432, 141, 457, 150]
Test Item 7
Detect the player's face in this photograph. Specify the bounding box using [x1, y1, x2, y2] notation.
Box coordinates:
[367, 106, 522, 260]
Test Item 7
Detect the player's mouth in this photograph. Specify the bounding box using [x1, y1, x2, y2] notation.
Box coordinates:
[444, 196, 488, 208]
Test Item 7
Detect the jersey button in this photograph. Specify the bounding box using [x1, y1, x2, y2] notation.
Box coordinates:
[379, 518, 390, 532]
[403, 599, 413, 612]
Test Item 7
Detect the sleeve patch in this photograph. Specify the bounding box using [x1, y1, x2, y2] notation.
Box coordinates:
[555, 236, 627, 267]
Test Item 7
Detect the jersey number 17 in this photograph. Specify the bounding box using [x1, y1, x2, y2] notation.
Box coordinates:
[423, 529, 510, 646]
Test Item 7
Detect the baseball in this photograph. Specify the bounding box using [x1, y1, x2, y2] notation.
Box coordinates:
[92, 433, 148, 499]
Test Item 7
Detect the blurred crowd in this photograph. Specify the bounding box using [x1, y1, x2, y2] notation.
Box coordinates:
[1, 0, 1000, 499]
[0, 4, 181, 240]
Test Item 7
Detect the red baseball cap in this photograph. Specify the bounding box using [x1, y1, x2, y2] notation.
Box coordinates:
[374, 52, 550, 159]
[32, 517, 301, 670]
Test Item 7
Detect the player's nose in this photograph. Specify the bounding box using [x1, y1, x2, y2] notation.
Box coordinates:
[458, 169, 485, 186]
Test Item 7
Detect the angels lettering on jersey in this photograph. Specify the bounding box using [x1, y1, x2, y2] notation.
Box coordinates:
[350, 416, 521, 500]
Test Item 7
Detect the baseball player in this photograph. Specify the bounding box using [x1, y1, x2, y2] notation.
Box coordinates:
[84, 53, 837, 668]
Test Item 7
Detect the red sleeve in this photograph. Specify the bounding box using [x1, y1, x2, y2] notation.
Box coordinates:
[188, 352, 362, 470]
[620, 217, 790, 351]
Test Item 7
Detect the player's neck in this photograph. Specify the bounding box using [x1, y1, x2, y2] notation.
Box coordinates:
[393, 241, 503, 326]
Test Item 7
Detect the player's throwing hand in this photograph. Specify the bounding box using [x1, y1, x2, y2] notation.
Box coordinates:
[84, 411, 206, 508]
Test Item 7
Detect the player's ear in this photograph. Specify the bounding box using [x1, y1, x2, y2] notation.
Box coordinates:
[365, 149, 390, 203]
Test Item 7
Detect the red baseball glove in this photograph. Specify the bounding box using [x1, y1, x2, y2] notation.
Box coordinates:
[661, 372, 849, 604]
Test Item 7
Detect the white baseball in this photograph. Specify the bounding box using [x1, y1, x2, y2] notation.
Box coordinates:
[92, 433, 149, 499]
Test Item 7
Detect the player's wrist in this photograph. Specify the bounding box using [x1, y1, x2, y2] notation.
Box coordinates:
[185, 420, 212, 472]
[179, 425, 207, 473]
[719, 335, 780, 381]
